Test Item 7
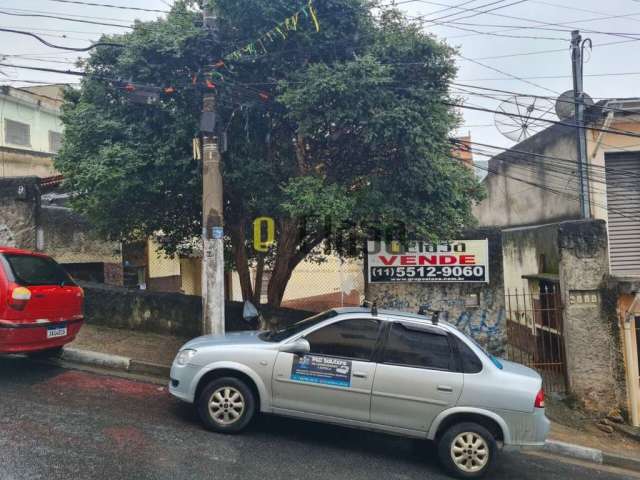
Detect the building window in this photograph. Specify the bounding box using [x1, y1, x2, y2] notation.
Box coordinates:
[5, 119, 31, 147]
[49, 131, 63, 154]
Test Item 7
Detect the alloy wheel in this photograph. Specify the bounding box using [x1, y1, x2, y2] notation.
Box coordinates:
[208, 387, 245, 426]
[450, 432, 490, 473]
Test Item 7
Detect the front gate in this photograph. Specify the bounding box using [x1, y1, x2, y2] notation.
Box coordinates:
[505, 286, 567, 393]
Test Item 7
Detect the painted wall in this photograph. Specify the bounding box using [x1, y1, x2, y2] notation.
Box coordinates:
[368, 230, 506, 354]
[589, 116, 640, 224]
[0, 87, 62, 178]
[502, 223, 560, 292]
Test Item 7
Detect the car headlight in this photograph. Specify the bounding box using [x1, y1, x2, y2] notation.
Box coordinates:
[176, 349, 197, 366]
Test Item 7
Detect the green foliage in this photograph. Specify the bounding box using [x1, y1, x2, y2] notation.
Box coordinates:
[56, 0, 485, 295]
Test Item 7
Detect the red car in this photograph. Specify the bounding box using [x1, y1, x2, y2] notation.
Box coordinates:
[0, 247, 84, 355]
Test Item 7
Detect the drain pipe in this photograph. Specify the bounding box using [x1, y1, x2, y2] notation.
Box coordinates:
[623, 292, 640, 427]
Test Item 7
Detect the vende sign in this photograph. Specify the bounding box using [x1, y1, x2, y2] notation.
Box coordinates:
[367, 240, 489, 283]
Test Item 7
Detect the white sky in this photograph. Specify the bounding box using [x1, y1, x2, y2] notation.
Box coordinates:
[0, 0, 639, 151]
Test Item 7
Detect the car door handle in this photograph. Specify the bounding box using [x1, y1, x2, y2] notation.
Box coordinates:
[352, 372, 368, 379]
[437, 385, 454, 393]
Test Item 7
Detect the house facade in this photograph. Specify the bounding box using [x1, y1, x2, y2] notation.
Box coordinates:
[473, 99, 640, 426]
[0, 85, 65, 178]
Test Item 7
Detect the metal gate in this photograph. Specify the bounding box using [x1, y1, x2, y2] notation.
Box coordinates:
[505, 286, 567, 393]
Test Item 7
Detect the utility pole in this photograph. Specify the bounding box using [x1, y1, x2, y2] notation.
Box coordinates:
[201, 6, 225, 336]
[571, 30, 592, 219]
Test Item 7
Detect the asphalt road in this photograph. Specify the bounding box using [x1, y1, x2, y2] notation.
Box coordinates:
[0, 356, 635, 480]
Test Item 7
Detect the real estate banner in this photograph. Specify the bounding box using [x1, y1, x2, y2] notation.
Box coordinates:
[367, 240, 490, 284]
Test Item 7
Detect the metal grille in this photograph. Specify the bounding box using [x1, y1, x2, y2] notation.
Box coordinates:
[606, 153, 640, 276]
[505, 286, 567, 393]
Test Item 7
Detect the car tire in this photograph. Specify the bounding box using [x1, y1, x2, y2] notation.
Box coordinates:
[197, 377, 256, 434]
[437, 422, 497, 479]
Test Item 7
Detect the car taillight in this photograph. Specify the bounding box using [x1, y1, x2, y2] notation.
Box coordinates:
[534, 388, 545, 409]
[8, 286, 31, 311]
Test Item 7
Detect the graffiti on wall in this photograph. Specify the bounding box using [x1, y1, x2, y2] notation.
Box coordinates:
[375, 293, 506, 355]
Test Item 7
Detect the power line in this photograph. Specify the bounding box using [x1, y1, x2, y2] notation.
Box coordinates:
[467, 158, 640, 223]
[446, 101, 640, 139]
[44, 0, 169, 14]
[0, 28, 125, 51]
[0, 9, 133, 29]
[529, 0, 640, 24]
[1, 6, 138, 23]
[424, 0, 525, 23]
[460, 71, 640, 81]
[410, 0, 640, 41]
[458, 54, 561, 95]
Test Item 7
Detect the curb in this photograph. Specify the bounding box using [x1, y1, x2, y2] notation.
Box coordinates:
[60, 347, 171, 379]
[62, 348, 130, 371]
[543, 440, 640, 472]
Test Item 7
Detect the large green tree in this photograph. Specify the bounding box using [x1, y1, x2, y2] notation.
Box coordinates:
[57, 0, 484, 307]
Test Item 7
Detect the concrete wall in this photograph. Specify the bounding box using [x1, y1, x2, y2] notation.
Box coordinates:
[474, 113, 640, 233]
[502, 223, 560, 292]
[39, 206, 122, 264]
[558, 220, 626, 412]
[474, 123, 581, 228]
[0, 177, 123, 285]
[368, 230, 506, 354]
[0, 177, 39, 249]
[82, 282, 312, 337]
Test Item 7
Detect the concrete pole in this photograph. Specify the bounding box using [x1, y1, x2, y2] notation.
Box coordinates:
[201, 93, 225, 336]
[571, 30, 591, 220]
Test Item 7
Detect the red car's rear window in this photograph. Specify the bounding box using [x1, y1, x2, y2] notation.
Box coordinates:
[1, 254, 75, 287]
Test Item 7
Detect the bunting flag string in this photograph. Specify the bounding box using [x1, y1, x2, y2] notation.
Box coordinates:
[221, 0, 320, 64]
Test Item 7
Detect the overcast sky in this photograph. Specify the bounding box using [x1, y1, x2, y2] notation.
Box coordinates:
[1, 0, 639, 151]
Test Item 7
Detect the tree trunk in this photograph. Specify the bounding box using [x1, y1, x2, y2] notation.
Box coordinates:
[252, 255, 265, 305]
[267, 219, 299, 308]
[229, 222, 253, 302]
[266, 219, 324, 308]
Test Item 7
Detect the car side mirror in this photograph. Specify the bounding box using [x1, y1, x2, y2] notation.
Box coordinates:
[279, 338, 311, 355]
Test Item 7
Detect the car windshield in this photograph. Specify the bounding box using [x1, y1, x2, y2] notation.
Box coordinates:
[260, 310, 339, 342]
[2, 254, 75, 287]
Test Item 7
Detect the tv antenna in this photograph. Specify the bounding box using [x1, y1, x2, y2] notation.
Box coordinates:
[495, 95, 556, 143]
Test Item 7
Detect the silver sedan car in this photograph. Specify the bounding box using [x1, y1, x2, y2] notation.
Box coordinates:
[170, 307, 549, 478]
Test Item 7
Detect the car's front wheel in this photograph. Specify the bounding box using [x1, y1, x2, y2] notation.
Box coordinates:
[437, 422, 497, 479]
[197, 377, 255, 434]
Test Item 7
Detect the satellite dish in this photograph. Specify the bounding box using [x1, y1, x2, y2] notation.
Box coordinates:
[555, 90, 594, 121]
[495, 95, 556, 143]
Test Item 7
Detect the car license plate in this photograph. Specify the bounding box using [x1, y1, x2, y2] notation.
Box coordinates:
[47, 325, 67, 339]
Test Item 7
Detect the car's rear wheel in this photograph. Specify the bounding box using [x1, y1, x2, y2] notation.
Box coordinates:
[437, 422, 497, 479]
[197, 377, 255, 434]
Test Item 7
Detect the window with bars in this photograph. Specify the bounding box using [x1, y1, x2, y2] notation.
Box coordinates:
[4, 119, 31, 147]
[49, 131, 63, 154]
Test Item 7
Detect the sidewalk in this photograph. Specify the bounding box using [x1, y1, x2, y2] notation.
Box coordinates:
[62, 324, 640, 471]
[63, 324, 188, 377]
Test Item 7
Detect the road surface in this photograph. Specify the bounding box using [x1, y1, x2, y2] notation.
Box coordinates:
[0, 356, 635, 480]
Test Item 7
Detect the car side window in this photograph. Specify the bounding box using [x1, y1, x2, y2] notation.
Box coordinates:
[304, 319, 381, 361]
[453, 336, 483, 374]
[382, 323, 454, 371]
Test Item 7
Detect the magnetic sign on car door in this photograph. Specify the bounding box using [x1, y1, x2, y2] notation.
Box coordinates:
[291, 355, 352, 387]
